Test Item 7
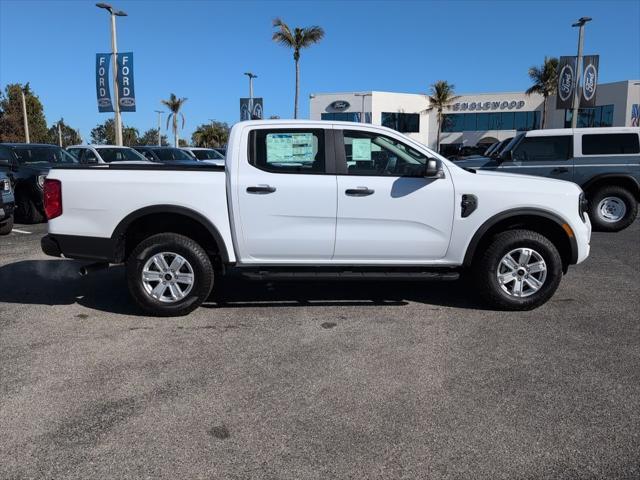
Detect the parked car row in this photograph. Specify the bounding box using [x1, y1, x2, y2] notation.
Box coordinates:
[0, 142, 226, 223]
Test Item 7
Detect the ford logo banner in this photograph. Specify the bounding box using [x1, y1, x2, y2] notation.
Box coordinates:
[580, 55, 599, 107]
[556, 56, 577, 110]
[330, 100, 350, 111]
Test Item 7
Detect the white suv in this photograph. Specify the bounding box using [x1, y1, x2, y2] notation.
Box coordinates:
[67, 145, 150, 164]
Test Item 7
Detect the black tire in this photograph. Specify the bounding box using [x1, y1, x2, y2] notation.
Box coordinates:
[588, 185, 638, 232]
[126, 233, 214, 317]
[15, 192, 44, 224]
[472, 229, 563, 311]
[0, 214, 13, 235]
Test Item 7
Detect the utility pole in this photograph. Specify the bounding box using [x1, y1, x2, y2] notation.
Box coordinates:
[154, 110, 163, 145]
[244, 72, 257, 119]
[570, 16, 592, 129]
[354, 92, 372, 123]
[20, 88, 30, 143]
[96, 3, 127, 145]
[58, 122, 63, 147]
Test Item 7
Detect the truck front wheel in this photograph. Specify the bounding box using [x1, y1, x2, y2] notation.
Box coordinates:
[126, 233, 214, 316]
[472, 229, 563, 311]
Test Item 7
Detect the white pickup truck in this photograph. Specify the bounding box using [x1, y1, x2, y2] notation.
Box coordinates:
[41, 120, 591, 316]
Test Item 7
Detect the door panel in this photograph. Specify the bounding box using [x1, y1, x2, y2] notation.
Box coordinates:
[236, 128, 337, 263]
[335, 175, 454, 260]
[334, 129, 454, 262]
[498, 135, 574, 181]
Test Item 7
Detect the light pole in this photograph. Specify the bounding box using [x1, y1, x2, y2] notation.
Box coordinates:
[354, 92, 372, 123]
[20, 87, 30, 143]
[244, 72, 257, 119]
[96, 3, 127, 146]
[570, 16, 592, 129]
[154, 110, 163, 145]
[58, 122, 63, 147]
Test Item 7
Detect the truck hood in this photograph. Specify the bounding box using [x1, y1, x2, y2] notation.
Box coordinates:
[453, 156, 495, 168]
[474, 168, 570, 183]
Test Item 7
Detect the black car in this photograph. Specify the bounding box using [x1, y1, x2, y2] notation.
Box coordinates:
[0, 143, 78, 223]
[133, 146, 198, 164]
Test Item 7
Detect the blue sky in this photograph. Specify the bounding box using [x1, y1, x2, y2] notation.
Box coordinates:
[1, 0, 639, 142]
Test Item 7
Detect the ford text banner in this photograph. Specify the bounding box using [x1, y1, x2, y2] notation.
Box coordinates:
[117, 52, 136, 112]
[95, 53, 114, 112]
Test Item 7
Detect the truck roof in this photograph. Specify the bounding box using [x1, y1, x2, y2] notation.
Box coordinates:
[526, 127, 640, 137]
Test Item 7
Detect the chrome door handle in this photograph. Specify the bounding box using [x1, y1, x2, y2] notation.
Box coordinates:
[345, 187, 374, 197]
[247, 185, 276, 194]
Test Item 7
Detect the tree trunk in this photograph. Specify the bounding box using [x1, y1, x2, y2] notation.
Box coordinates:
[174, 116, 179, 147]
[541, 96, 547, 129]
[294, 59, 300, 119]
[436, 111, 442, 153]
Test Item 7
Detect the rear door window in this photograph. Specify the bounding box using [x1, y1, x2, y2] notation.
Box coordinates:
[582, 133, 640, 155]
[250, 129, 326, 174]
[512, 136, 572, 162]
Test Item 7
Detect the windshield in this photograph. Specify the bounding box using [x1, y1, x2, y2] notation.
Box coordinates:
[489, 137, 514, 158]
[191, 149, 224, 160]
[153, 148, 194, 161]
[483, 143, 498, 156]
[13, 146, 78, 164]
[496, 134, 524, 160]
[97, 148, 147, 162]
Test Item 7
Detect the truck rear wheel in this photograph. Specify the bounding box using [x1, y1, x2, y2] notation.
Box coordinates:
[126, 233, 214, 316]
[472, 229, 563, 311]
[588, 185, 637, 232]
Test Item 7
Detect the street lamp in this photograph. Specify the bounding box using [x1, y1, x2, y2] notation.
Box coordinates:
[354, 92, 372, 123]
[96, 3, 127, 145]
[570, 16, 592, 129]
[244, 72, 257, 119]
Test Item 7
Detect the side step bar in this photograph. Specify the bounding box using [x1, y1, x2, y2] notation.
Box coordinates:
[235, 268, 460, 282]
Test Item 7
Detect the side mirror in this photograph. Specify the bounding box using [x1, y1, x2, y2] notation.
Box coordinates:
[424, 159, 439, 177]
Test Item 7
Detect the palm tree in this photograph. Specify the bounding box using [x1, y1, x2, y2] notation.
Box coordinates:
[161, 93, 187, 147]
[525, 57, 558, 129]
[272, 18, 324, 119]
[425, 80, 459, 153]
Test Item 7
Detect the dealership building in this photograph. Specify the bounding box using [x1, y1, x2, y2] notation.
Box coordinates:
[309, 80, 639, 151]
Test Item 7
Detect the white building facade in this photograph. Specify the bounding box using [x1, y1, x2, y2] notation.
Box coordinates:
[309, 80, 640, 151]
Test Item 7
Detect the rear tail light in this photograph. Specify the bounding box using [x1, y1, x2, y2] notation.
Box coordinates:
[43, 179, 62, 220]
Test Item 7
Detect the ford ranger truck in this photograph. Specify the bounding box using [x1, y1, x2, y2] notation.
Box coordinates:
[41, 120, 591, 316]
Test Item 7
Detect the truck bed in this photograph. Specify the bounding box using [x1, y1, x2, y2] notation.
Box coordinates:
[45, 163, 235, 262]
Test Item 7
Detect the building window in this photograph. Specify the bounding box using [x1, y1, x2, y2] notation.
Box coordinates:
[564, 105, 614, 128]
[381, 112, 420, 133]
[322, 112, 367, 122]
[442, 111, 540, 132]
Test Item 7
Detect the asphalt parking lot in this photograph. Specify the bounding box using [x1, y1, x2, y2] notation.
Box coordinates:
[1, 221, 639, 479]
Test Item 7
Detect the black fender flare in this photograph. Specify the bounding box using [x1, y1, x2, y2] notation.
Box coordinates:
[463, 208, 579, 267]
[111, 204, 230, 263]
[581, 173, 640, 199]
